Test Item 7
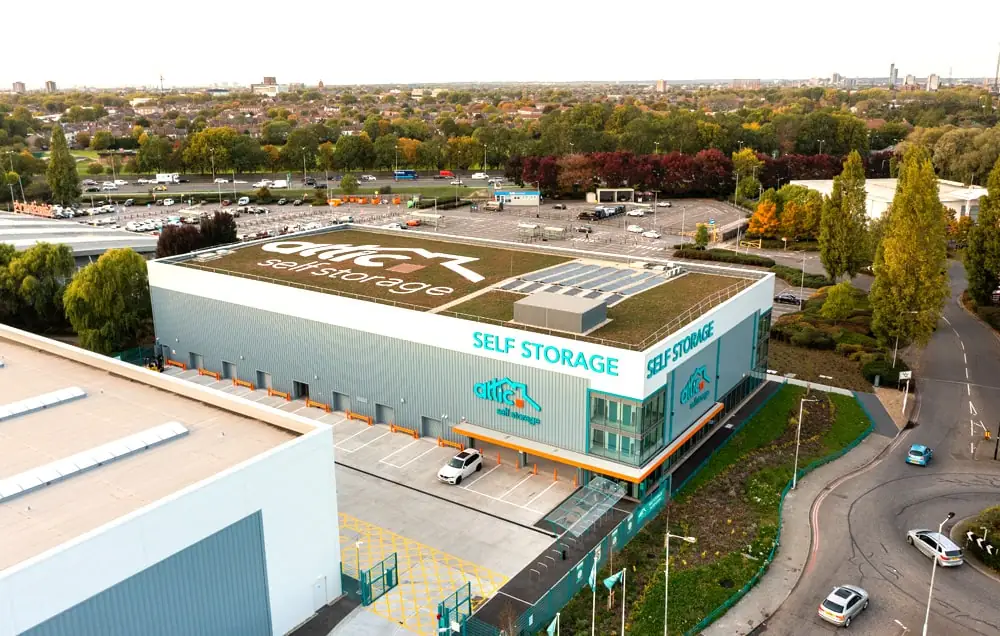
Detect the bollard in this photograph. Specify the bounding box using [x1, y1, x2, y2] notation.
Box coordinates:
[533, 463, 538, 475]
[554, 467, 558, 482]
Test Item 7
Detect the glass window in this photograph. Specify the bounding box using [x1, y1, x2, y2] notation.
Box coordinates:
[606, 432, 618, 452]
[591, 428, 605, 449]
[622, 403, 639, 433]
[591, 396, 607, 427]
[608, 401, 620, 426]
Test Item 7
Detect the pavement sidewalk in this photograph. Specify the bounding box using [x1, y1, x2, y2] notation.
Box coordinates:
[701, 430, 899, 635]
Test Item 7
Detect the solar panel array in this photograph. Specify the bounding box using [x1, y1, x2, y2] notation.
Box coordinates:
[0, 421, 190, 504]
[0, 387, 87, 423]
[503, 262, 683, 306]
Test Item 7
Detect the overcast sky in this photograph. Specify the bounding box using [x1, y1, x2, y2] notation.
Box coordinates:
[6, 0, 1000, 89]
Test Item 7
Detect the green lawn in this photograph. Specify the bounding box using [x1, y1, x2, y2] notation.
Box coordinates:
[448, 291, 526, 321]
[559, 385, 874, 636]
[767, 341, 873, 392]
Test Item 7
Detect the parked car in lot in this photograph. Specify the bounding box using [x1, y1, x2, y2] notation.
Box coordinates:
[905, 444, 933, 466]
[552, 203, 567, 210]
[907, 529, 963, 566]
[657, 201, 672, 208]
[292, 199, 302, 206]
[774, 292, 802, 306]
[123, 199, 134, 207]
[642, 230, 662, 239]
[277, 198, 287, 205]
[221, 199, 231, 206]
[437, 449, 483, 485]
[626, 224, 644, 233]
[237, 196, 250, 206]
[626, 209, 645, 217]
[161, 198, 175, 206]
[577, 225, 593, 234]
[817, 585, 869, 627]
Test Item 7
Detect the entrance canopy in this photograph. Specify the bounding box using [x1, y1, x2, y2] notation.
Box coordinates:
[545, 476, 625, 537]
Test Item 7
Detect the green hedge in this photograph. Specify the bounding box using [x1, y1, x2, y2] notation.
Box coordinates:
[758, 239, 820, 251]
[770, 264, 833, 288]
[861, 358, 910, 385]
[674, 248, 776, 267]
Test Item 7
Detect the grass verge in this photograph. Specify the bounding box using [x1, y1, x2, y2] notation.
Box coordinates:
[558, 384, 873, 635]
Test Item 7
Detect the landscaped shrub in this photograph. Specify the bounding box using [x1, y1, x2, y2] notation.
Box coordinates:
[836, 331, 879, 349]
[770, 264, 833, 288]
[861, 358, 910, 385]
[836, 343, 865, 356]
[674, 248, 775, 267]
[789, 326, 835, 349]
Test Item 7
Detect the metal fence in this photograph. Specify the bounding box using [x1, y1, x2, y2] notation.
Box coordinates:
[681, 393, 875, 635]
[465, 478, 669, 636]
[363, 553, 398, 606]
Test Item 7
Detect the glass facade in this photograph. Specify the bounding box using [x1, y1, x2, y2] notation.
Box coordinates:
[589, 393, 644, 465]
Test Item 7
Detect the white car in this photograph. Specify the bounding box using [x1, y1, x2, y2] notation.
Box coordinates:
[471, 172, 489, 180]
[450, 180, 465, 186]
[627, 224, 644, 233]
[237, 196, 250, 206]
[113, 179, 128, 186]
[642, 230, 662, 239]
[137, 178, 152, 184]
[214, 178, 230, 184]
[101, 184, 118, 191]
[626, 209, 645, 217]
[360, 175, 377, 182]
[162, 198, 176, 206]
[657, 201, 672, 208]
[233, 179, 247, 184]
[437, 449, 483, 485]
[252, 180, 272, 188]
[906, 529, 964, 566]
[382, 222, 405, 230]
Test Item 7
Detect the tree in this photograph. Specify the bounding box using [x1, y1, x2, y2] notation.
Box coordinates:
[731, 147, 763, 179]
[748, 200, 780, 237]
[90, 130, 114, 150]
[870, 147, 949, 347]
[966, 158, 1000, 305]
[86, 162, 104, 175]
[819, 151, 868, 280]
[63, 249, 152, 354]
[340, 173, 359, 195]
[780, 201, 805, 239]
[75, 131, 91, 150]
[256, 186, 272, 203]
[695, 223, 710, 248]
[200, 212, 237, 248]
[155, 224, 203, 258]
[46, 125, 81, 205]
[821, 282, 854, 324]
[0, 242, 74, 331]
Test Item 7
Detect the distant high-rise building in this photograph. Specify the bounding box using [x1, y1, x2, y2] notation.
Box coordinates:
[889, 63, 898, 88]
[263, 76, 277, 86]
[831, 72, 842, 85]
[655, 79, 667, 93]
[731, 79, 761, 90]
[904, 74, 916, 86]
[12, 81, 25, 94]
[926, 74, 940, 91]
[44, 80, 56, 92]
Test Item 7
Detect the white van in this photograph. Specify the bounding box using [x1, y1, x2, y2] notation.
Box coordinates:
[237, 196, 250, 206]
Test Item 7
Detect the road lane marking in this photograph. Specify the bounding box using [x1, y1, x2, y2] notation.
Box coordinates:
[961, 340, 965, 350]
[968, 383, 972, 395]
[971, 419, 975, 436]
[970, 402, 978, 416]
[964, 353, 968, 364]
[971, 441, 975, 454]
[966, 367, 970, 379]
[943, 316, 951, 325]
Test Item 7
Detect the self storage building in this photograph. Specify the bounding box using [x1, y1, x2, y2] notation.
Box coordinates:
[148, 228, 774, 501]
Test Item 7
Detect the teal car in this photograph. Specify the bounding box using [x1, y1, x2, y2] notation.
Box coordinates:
[906, 444, 933, 466]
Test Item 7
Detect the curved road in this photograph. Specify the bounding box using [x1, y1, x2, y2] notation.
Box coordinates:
[759, 261, 1000, 635]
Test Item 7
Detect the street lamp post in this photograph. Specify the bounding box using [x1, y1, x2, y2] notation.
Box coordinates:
[893, 311, 920, 368]
[793, 398, 819, 489]
[664, 529, 697, 636]
[818, 139, 826, 155]
[921, 512, 955, 636]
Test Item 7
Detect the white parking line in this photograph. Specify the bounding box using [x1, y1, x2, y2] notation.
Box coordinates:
[498, 473, 535, 500]
[335, 426, 380, 447]
[397, 444, 442, 468]
[339, 431, 391, 453]
[524, 480, 561, 508]
[460, 481, 546, 514]
[378, 438, 421, 464]
[462, 463, 501, 488]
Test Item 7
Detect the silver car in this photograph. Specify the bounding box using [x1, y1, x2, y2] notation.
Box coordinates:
[818, 585, 869, 627]
[906, 529, 964, 566]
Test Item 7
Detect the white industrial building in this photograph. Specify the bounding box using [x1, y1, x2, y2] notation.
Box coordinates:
[0, 325, 341, 636]
[791, 178, 988, 221]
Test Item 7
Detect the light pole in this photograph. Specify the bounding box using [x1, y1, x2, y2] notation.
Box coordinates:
[793, 398, 818, 489]
[798, 252, 806, 302]
[818, 139, 826, 155]
[893, 311, 920, 368]
[654, 141, 660, 155]
[921, 512, 955, 636]
[664, 529, 697, 636]
[482, 144, 488, 171]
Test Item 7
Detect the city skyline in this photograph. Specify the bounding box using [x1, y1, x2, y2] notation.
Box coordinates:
[5, 0, 999, 89]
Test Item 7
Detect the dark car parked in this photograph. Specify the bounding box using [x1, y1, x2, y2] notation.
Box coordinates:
[774, 292, 802, 305]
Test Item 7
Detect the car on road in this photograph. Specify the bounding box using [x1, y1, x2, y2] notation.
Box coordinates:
[774, 292, 802, 306]
[101, 184, 118, 191]
[214, 178, 229, 184]
[233, 179, 247, 184]
[136, 178, 152, 184]
[817, 585, 869, 627]
[81, 179, 97, 186]
[642, 230, 662, 239]
[626, 209, 645, 217]
[303, 177, 316, 186]
[237, 196, 250, 206]
[154, 185, 168, 192]
[313, 183, 327, 189]
[252, 180, 272, 188]
[113, 179, 128, 186]
[470, 172, 489, 180]
[627, 224, 644, 233]
[84, 186, 100, 193]
[905, 444, 933, 466]
[382, 222, 406, 230]
[657, 201, 672, 208]
[360, 175, 377, 182]
[277, 198, 287, 205]
[552, 203, 567, 210]
[450, 180, 465, 186]
[907, 530, 963, 566]
[437, 449, 483, 485]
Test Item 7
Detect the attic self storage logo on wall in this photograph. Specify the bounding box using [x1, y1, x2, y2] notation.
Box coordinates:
[253, 240, 485, 297]
[474, 378, 542, 426]
[679, 365, 711, 410]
